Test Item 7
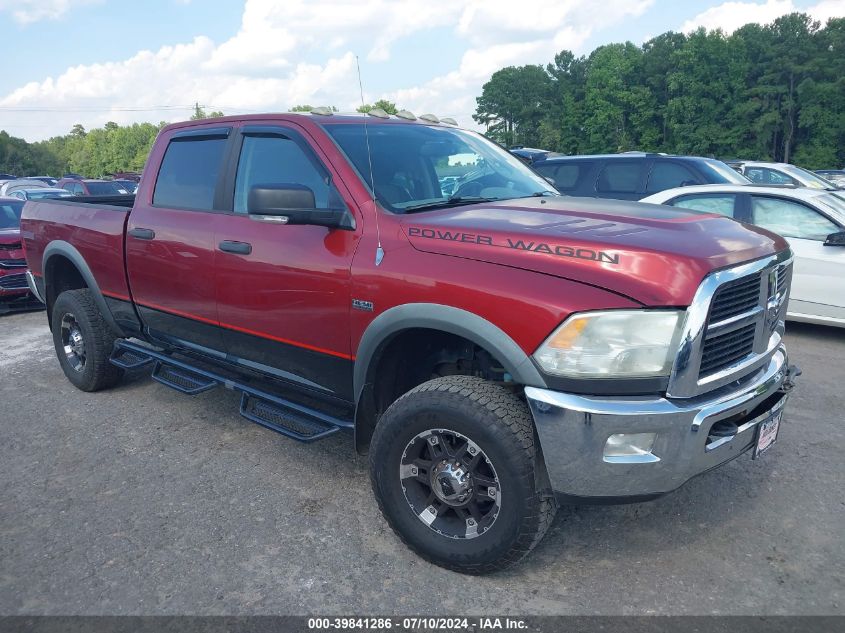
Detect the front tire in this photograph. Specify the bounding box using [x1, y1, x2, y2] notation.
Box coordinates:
[51, 289, 124, 392]
[369, 376, 556, 574]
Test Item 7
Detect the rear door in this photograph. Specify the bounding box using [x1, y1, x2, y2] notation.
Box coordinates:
[212, 123, 361, 400]
[534, 160, 593, 195]
[594, 159, 650, 200]
[645, 160, 701, 196]
[747, 194, 845, 320]
[125, 125, 232, 353]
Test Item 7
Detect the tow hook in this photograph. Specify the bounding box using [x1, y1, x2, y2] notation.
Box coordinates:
[780, 364, 802, 394]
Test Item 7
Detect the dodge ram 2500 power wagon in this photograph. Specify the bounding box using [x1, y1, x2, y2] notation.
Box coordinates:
[21, 112, 800, 574]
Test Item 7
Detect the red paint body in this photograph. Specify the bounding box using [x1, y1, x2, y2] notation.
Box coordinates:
[20, 114, 789, 389]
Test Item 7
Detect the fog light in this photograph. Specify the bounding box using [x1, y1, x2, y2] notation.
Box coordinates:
[603, 433, 659, 463]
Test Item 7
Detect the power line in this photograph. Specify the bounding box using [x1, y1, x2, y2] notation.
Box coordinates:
[0, 104, 202, 113]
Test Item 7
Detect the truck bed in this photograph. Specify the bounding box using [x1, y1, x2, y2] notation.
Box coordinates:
[21, 196, 135, 317]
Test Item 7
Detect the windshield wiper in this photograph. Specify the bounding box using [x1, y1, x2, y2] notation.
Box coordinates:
[401, 196, 496, 213]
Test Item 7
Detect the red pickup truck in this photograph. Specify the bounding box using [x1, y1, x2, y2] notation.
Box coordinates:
[21, 113, 799, 573]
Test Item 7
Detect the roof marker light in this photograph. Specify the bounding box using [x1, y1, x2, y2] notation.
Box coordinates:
[419, 113, 440, 123]
[368, 108, 390, 119]
[440, 117, 458, 126]
[310, 106, 334, 115]
[395, 110, 416, 120]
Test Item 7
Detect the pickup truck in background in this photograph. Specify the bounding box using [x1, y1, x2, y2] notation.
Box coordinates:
[21, 113, 799, 573]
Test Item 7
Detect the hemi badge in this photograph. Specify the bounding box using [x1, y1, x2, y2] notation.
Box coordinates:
[352, 299, 374, 312]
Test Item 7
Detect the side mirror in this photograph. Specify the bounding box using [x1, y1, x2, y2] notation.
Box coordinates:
[247, 184, 354, 230]
[823, 231, 845, 247]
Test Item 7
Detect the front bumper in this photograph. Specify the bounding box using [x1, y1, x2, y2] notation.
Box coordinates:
[525, 346, 796, 500]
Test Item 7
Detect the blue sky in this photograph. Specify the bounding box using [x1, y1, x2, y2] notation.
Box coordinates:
[1, 0, 842, 141]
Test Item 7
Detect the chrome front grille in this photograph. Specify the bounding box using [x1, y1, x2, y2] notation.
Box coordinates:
[708, 276, 761, 323]
[699, 323, 756, 376]
[0, 258, 26, 269]
[668, 251, 792, 399]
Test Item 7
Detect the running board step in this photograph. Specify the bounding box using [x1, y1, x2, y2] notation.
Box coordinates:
[239, 394, 341, 442]
[151, 361, 219, 395]
[109, 347, 155, 370]
[111, 340, 352, 442]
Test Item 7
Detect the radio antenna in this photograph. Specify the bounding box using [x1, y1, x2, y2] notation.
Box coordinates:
[356, 55, 384, 266]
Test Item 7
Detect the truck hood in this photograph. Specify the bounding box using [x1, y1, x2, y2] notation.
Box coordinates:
[0, 228, 24, 261]
[399, 197, 788, 306]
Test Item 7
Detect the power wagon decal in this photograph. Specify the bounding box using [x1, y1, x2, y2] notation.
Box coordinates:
[406, 226, 620, 265]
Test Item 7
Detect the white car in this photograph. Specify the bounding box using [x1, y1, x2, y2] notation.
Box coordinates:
[642, 184, 845, 328]
[729, 161, 841, 190]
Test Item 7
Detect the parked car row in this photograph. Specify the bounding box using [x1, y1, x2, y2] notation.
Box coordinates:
[503, 148, 843, 327]
[0, 174, 139, 196]
[0, 197, 41, 314]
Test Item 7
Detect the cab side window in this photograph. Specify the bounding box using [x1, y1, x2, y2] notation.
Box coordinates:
[750, 196, 838, 240]
[669, 194, 736, 217]
[153, 136, 228, 210]
[233, 134, 336, 214]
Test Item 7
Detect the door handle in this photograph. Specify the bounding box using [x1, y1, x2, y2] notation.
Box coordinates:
[218, 240, 252, 255]
[128, 228, 155, 240]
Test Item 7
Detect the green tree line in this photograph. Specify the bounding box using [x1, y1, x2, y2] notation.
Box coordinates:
[3, 12, 843, 176]
[474, 13, 845, 168]
[0, 105, 225, 178]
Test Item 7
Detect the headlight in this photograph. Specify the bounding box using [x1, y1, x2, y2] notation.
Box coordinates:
[533, 310, 685, 378]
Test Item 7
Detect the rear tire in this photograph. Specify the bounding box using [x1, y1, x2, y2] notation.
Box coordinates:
[51, 289, 124, 392]
[369, 375, 556, 574]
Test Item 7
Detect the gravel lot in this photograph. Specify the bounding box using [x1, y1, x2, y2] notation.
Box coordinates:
[0, 309, 842, 616]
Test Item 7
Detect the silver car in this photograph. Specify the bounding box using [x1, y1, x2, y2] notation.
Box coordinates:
[9, 188, 74, 201]
[729, 161, 841, 190]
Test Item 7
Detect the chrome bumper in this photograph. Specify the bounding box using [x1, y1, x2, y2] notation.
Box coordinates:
[525, 347, 794, 500]
[26, 270, 45, 303]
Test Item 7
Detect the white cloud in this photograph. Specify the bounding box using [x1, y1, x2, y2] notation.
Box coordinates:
[390, 0, 654, 125]
[679, 0, 845, 34]
[0, 0, 101, 24]
[1, 0, 655, 139]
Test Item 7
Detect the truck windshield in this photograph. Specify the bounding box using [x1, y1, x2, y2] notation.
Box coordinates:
[0, 200, 23, 229]
[323, 123, 558, 213]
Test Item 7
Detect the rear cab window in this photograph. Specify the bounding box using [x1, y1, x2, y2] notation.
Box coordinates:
[153, 130, 229, 210]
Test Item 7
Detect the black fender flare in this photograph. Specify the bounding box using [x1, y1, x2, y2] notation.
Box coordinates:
[352, 303, 547, 449]
[42, 240, 124, 337]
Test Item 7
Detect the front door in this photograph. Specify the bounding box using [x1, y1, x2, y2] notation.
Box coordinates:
[213, 123, 361, 400]
[126, 125, 232, 352]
